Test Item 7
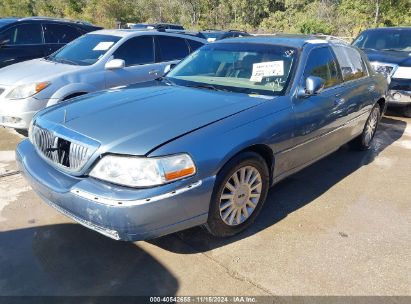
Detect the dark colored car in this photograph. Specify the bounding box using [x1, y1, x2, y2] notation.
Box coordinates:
[17, 36, 387, 241]
[0, 17, 102, 68]
[200, 29, 250, 42]
[353, 27, 411, 117]
[131, 23, 184, 30]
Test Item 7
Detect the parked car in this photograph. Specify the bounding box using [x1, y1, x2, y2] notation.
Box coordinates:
[130, 23, 184, 30]
[353, 27, 411, 117]
[200, 29, 250, 42]
[0, 29, 205, 132]
[16, 35, 387, 241]
[0, 17, 101, 68]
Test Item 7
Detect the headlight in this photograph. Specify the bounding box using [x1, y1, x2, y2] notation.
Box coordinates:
[370, 62, 398, 79]
[6, 82, 50, 100]
[89, 154, 196, 187]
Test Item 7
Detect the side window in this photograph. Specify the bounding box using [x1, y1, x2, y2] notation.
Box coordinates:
[157, 36, 190, 62]
[113, 36, 154, 66]
[186, 39, 204, 53]
[43, 24, 82, 44]
[304, 47, 342, 89]
[1, 24, 42, 45]
[332, 46, 367, 81]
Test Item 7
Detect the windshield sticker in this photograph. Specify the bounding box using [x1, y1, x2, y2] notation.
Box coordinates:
[284, 50, 295, 57]
[93, 42, 115, 51]
[250, 61, 284, 82]
[306, 39, 327, 44]
[207, 38, 217, 42]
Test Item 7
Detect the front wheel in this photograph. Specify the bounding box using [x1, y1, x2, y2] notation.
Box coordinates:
[402, 105, 411, 118]
[205, 152, 269, 238]
[350, 103, 381, 151]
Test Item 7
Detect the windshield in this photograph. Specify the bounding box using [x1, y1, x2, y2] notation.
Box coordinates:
[166, 43, 297, 96]
[353, 29, 411, 52]
[202, 32, 224, 39]
[46, 34, 121, 66]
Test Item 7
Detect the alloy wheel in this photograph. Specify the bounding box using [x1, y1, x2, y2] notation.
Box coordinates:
[364, 107, 379, 146]
[219, 165, 262, 226]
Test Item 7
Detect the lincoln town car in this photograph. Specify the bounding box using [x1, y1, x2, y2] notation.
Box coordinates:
[16, 36, 387, 241]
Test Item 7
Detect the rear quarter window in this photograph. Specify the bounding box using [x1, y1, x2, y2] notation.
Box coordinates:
[43, 23, 82, 44]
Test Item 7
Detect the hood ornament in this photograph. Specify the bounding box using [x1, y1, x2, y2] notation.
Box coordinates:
[63, 109, 67, 124]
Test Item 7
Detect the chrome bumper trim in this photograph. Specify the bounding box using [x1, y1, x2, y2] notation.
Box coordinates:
[70, 180, 204, 207]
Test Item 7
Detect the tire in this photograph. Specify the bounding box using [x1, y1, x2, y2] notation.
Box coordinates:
[350, 103, 381, 151]
[15, 129, 28, 137]
[402, 105, 411, 118]
[204, 151, 270, 238]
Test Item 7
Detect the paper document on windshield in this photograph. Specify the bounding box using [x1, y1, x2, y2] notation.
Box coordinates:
[250, 61, 284, 82]
[93, 42, 115, 51]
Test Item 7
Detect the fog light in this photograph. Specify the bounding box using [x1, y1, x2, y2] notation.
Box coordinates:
[3, 116, 22, 124]
[392, 93, 401, 101]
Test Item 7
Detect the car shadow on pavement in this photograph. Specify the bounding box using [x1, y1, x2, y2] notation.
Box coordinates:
[149, 116, 407, 253]
[0, 223, 178, 296]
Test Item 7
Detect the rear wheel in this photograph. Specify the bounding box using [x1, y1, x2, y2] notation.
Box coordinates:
[350, 103, 381, 151]
[205, 152, 269, 238]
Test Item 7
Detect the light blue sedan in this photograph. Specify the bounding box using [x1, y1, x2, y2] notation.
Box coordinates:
[16, 35, 387, 241]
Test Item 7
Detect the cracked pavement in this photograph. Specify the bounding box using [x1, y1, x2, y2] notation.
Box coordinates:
[0, 113, 410, 296]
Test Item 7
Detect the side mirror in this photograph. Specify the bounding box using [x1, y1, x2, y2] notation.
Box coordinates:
[164, 63, 177, 74]
[305, 76, 325, 95]
[105, 59, 125, 70]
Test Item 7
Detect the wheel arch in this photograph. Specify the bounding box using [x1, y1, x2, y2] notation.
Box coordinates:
[217, 144, 275, 186]
[376, 97, 386, 116]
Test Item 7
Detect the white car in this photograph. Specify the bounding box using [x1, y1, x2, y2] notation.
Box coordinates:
[0, 29, 205, 132]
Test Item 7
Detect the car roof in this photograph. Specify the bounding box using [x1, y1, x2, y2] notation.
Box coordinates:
[0, 16, 97, 27]
[90, 29, 206, 40]
[361, 26, 411, 32]
[217, 34, 349, 48]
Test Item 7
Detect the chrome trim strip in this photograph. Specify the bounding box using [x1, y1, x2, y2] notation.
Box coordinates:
[70, 180, 203, 207]
[279, 110, 369, 155]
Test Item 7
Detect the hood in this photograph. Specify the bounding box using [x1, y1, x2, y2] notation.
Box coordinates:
[0, 59, 83, 86]
[36, 82, 270, 156]
[363, 48, 411, 67]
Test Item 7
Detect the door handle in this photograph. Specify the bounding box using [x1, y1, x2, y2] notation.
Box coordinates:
[149, 69, 160, 75]
[335, 97, 345, 105]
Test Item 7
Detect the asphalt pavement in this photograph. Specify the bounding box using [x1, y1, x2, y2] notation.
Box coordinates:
[0, 114, 410, 298]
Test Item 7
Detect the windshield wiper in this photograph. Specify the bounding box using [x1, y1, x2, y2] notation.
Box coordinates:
[188, 83, 228, 92]
[52, 57, 79, 65]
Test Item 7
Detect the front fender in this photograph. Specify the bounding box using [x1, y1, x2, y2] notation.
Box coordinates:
[46, 83, 100, 106]
[149, 100, 294, 183]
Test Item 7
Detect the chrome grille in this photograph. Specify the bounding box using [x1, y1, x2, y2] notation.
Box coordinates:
[32, 125, 90, 171]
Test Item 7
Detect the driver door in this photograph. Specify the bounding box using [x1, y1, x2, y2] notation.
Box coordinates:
[287, 46, 346, 170]
[105, 36, 163, 88]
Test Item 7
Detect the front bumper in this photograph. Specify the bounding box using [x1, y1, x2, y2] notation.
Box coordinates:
[0, 97, 51, 130]
[386, 89, 411, 106]
[16, 139, 214, 241]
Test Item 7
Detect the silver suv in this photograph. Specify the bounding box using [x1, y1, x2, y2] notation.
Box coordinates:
[0, 29, 205, 131]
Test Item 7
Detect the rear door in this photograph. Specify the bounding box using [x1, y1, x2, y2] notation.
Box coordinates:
[155, 35, 191, 74]
[105, 35, 162, 88]
[42, 23, 84, 55]
[0, 23, 44, 67]
[288, 46, 345, 170]
[331, 45, 375, 137]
